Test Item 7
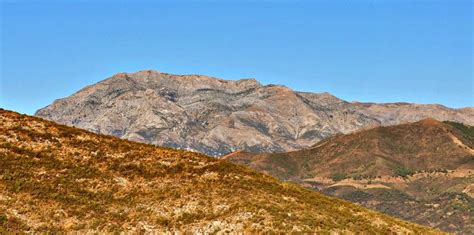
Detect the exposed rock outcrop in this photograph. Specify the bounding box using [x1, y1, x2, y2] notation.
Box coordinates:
[35, 70, 474, 156]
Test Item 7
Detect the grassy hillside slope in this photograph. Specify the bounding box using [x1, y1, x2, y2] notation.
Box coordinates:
[0, 109, 438, 233]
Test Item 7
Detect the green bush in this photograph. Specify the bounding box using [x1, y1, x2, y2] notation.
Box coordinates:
[395, 166, 414, 178]
[331, 173, 347, 182]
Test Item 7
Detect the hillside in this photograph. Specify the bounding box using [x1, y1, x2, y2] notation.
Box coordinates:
[0, 109, 438, 233]
[226, 119, 474, 233]
[35, 70, 474, 156]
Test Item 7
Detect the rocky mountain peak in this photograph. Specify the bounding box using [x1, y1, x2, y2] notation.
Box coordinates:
[35, 70, 474, 156]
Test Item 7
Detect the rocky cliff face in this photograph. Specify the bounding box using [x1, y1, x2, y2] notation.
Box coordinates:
[35, 70, 474, 156]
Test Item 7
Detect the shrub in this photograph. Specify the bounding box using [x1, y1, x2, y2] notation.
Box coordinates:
[395, 166, 414, 178]
[0, 214, 7, 225]
[330, 173, 347, 182]
[96, 150, 105, 158]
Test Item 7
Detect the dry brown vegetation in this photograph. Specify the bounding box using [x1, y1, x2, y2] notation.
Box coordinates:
[0, 109, 440, 233]
[227, 119, 474, 233]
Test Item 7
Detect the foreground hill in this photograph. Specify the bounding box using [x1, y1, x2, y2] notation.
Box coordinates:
[0, 109, 437, 233]
[226, 119, 474, 233]
[35, 70, 474, 156]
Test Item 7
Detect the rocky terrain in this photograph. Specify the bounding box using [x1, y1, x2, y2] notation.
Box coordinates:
[226, 119, 474, 234]
[35, 70, 474, 156]
[0, 109, 440, 233]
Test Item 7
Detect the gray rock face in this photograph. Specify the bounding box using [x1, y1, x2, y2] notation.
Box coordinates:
[35, 70, 474, 156]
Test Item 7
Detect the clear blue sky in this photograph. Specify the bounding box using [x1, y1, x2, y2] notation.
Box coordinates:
[1, 0, 472, 115]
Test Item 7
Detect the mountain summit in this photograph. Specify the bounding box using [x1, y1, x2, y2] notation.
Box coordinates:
[36, 70, 474, 156]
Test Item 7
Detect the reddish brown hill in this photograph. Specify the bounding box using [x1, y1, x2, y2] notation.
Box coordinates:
[226, 119, 474, 233]
[228, 119, 473, 180]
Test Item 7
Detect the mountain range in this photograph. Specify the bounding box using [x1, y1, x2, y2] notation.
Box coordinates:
[225, 119, 474, 233]
[35, 70, 474, 156]
[28, 69, 474, 232]
[0, 109, 439, 233]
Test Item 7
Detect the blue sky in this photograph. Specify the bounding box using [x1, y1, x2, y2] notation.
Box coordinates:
[1, 0, 472, 115]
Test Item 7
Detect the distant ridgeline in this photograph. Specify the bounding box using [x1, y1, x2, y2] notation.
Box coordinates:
[35, 70, 474, 156]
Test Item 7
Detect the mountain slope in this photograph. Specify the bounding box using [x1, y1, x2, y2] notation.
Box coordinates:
[35, 70, 474, 156]
[352, 102, 474, 127]
[0, 109, 438, 233]
[226, 119, 474, 233]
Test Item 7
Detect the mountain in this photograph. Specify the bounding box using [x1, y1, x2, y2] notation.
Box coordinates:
[225, 119, 474, 233]
[0, 109, 438, 233]
[35, 70, 474, 156]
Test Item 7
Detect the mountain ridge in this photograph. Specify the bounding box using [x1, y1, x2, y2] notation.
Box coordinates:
[35, 70, 474, 156]
[225, 119, 474, 233]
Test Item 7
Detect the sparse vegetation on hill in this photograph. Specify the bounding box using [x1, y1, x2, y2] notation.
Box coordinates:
[445, 121, 474, 144]
[227, 119, 474, 233]
[0, 109, 437, 233]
